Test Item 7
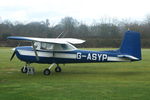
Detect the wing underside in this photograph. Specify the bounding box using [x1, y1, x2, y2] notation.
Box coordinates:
[7, 36, 85, 44]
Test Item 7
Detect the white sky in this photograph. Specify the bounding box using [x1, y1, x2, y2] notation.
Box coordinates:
[0, 0, 150, 24]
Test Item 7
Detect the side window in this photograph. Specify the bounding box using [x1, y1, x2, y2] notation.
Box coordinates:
[61, 44, 76, 50]
[47, 43, 53, 50]
[54, 44, 77, 51]
[54, 44, 63, 51]
[61, 44, 68, 50]
[39, 43, 76, 51]
[40, 42, 54, 50]
[41, 43, 47, 50]
[34, 42, 40, 50]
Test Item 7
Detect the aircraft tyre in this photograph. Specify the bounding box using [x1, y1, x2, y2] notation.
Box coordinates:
[21, 67, 28, 73]
[43, 68, 51, 75]
[55, 66, 61, 72]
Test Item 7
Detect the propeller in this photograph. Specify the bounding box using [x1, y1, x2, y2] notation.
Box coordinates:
[10, 42, 20, 61]
[10, 48, 16, 61]
[32, 41, 39, 61]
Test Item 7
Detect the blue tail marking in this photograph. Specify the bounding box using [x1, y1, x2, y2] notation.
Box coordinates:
[119, 31, 142, 60]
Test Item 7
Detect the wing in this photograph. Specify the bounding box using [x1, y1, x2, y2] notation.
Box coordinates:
[7, 36, 85, 44]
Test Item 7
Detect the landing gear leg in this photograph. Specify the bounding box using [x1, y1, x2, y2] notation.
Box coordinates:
[43, 63, 56, 75]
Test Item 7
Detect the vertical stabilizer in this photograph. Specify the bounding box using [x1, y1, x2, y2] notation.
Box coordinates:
[119, 31, 142, 60]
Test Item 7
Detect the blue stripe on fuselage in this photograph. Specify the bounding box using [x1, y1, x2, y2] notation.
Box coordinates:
[15, 46, 123, 64]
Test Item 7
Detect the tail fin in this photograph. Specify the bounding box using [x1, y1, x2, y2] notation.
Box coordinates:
[119, 31, 142, 61]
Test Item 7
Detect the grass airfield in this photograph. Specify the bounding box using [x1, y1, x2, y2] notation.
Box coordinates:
[0, 47, 150, 100]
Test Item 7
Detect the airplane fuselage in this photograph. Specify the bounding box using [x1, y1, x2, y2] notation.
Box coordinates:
[15, 46, 131, 64]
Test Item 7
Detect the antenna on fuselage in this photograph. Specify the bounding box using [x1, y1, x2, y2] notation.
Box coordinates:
[57, 31, 64, 38]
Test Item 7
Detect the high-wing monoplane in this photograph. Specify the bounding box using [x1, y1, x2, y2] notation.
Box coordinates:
[7, 31, 142, 75]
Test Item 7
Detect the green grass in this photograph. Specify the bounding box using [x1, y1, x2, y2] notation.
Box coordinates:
[0, 48, 150, 100]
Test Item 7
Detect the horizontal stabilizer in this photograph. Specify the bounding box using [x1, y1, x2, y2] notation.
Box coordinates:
[118, 55, 139, 61]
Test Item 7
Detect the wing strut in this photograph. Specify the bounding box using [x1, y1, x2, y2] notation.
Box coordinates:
[32, 41, 39, 61]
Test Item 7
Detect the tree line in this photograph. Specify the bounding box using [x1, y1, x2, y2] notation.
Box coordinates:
[1, 16, 150, 48]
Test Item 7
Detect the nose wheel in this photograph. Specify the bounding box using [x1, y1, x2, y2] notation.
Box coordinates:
[21, 66, 28, 73]
[21, 63, 35, 74]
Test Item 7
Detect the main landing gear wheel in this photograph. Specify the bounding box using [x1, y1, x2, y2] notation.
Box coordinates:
[43, 69, 51, 75]
[21, 66, 28, 73]
[55, 66, 62, 72]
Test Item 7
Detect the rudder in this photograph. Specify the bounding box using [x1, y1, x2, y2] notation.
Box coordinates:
[119, 31, 142, 60]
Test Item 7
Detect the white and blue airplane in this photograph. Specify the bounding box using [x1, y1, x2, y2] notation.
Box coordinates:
[7, 31, 142, 75]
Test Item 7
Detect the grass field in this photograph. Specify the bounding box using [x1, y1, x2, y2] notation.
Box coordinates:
[0, 47, 150, 100]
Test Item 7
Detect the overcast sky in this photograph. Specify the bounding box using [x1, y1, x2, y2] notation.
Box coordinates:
[0, 0, 150, 24]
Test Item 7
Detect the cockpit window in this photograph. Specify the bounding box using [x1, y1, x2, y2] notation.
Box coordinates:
[61, 44, 68, 50]
[41, 42, 54, 50]
[34, 42, 76, 51]
[41, 43, 47, 50]
[34, 42, 40, 49]
[60, 44, 76, 50]
[47, 43, 54, 50]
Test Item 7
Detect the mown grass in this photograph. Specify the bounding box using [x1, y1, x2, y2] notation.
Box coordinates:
[0, 48, 150, 100]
